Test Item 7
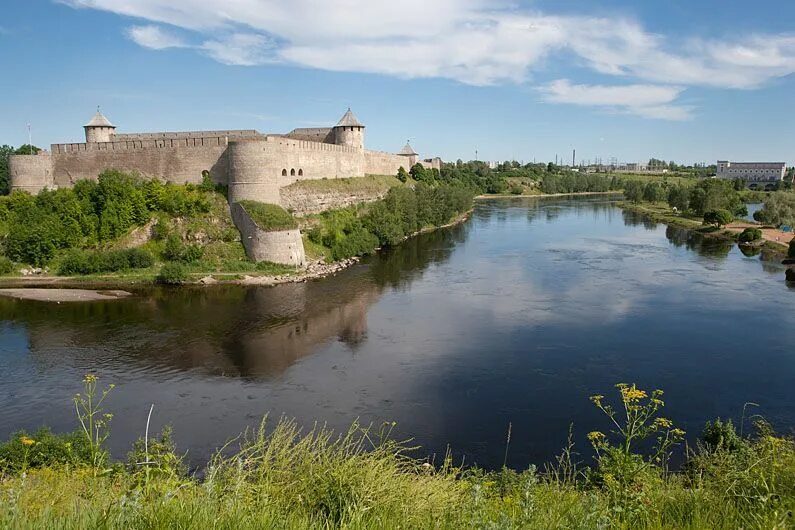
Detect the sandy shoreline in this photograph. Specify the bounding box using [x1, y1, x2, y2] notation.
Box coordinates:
[0, 288, 132, 302]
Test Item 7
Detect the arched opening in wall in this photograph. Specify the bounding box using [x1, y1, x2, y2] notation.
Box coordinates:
[298, 169, 303, 176]
[282, 169, 288, 176]
[291, 169, 296, 176]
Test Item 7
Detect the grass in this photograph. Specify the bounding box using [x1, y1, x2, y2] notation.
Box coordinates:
[2, 380, 795, 529]
[237, 201, 298, 231]
[283, 174, 407, 194]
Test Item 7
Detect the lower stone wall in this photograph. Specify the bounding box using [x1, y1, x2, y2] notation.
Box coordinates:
[231, 202, 306, 267]
[50, 146, 228, 187]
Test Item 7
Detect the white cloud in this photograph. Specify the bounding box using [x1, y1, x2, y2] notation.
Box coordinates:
[539, 79, 693, 121]
[127, 25, 187, 49]
[59, 1, 795, 117]
[200, 33, 276, 66]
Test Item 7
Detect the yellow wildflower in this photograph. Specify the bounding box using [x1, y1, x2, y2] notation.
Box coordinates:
[83, 374, 98, 384]
[671, 428, 686, 437]
[587, 431, 606, 443]
[589, 395, 604, 406]
[20, 436, 35, 446]
[653, 417, 673, 429]
[620, 384, 647, 402]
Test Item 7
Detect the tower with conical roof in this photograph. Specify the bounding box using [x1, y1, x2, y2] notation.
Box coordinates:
[84, 107, 116, 143]
[398, 141, 419, 167]
[333, 108, 365, 149]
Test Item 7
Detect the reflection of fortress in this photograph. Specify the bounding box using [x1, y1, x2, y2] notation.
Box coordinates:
[9, 108, 442, 206]
[13, 277, 381, 379]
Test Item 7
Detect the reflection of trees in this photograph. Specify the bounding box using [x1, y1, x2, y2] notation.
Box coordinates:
[664, 226, 732, 258]
[2, 219, 467, 380]
[368, 222, 468, 290]
[622, 210, 659, 230]
[739, 245, 762, 258]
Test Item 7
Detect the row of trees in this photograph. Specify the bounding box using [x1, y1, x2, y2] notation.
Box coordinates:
[308, 183, 474, 261]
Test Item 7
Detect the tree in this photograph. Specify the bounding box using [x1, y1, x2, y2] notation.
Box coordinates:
[738, 227, 762, 243]
[667, 184, 690, 211]
[789, 239, 795, 258]
[703, 209, 733, 228]
[14, 144, 41, 155]
[0, 145, 14, 195]
[689, 179, 743, 216]
[754, 192, 795, 227]
[623, 181, 644, 203]
[410, 163, 434, 184]
[642, 182, 664, 203]
[396, 166, 409, 183]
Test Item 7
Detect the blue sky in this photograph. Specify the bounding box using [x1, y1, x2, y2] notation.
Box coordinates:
[1, 0, 794, 165]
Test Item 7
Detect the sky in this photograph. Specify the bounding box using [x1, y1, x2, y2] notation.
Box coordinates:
[1, 0, 794, 165]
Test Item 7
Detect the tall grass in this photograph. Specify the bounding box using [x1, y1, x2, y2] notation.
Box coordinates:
[1, 380, 794, 529]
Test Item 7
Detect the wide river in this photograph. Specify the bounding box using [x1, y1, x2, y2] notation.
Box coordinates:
[1, 196, 793, 470]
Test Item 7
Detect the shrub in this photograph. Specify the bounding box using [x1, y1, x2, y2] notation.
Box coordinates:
[396, 167, 409, 183]
[0, 256, 13, 275]
[238, 201, 297, 231]
[157, 262, 188, 285]
[330, 228, 379, 260]
[509, 183, 524, 195]
[182, 244, 204, 263]
[703, 209, 734, 228]
[738, 227, 763, 243]
[163, 234, 185, 261]
[702, 418, 745, 452]
[126, 425, 185, 484]
[790, 239, 795, 258]
[57, 248, 155, 275]
[0, 428, 92, 474]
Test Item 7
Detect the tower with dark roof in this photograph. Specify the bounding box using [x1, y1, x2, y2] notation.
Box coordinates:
[84, 108, 116, 143]
[333, 108, 365, 149]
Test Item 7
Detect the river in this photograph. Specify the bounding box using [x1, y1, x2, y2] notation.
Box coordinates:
[1, 196, 793, 470]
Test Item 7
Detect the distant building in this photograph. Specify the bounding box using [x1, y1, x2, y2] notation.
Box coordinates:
[716, 161, 786, 182]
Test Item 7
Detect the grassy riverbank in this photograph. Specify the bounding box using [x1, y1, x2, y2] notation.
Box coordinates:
[618, 201, 790, 256]
[2, 378, 794, 529]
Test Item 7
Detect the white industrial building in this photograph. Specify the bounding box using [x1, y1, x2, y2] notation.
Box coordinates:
[716, 161, 786, 182]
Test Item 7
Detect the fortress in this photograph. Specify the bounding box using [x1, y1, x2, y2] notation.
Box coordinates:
[9, 108, 442, 206]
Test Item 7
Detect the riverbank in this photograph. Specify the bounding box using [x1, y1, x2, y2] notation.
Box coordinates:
[618, 201, 790, 256]
[475, 191, 621, 200]
[0, 210, 473, 293]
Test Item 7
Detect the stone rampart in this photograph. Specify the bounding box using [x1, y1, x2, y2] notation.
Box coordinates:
[231, 202, 306, 267]
[48, 137, 229, 187]
[9, 153, 54, 194]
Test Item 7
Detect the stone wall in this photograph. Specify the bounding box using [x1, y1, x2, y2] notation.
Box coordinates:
[281, 182, 392, 215]
[231, 202, 306, 267]
[227, 136, 414, 204]
[49, 138, 229, 187]
[9, 153, 53, 194]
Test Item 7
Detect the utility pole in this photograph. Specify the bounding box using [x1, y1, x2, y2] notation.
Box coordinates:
[572, 149, 576, 168]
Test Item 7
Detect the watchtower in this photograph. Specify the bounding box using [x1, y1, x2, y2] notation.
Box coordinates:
[333, 108, 365, 149]
[84, 108, 116, 143]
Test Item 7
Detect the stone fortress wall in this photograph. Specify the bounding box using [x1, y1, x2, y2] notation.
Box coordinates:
[9, 109, 441, 204]
[8, 109, 442, 267]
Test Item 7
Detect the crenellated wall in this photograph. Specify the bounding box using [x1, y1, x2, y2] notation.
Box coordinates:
[10, 131, 439, 200]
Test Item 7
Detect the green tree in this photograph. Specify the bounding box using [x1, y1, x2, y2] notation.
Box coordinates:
[667, 184, 690, 211]
[703, 209, 733, 228]
[396, 166, 409, 183]
[623, 181, 644, 203]
[14, 144, 41, 155]
[754, 192, 795, 227]
[0, 145, 14, 195]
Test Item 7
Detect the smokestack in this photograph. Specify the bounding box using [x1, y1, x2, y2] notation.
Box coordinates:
[572, 149, 576, 167]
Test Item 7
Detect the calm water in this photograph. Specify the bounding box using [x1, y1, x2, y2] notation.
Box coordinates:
[1, 196, 794, 470]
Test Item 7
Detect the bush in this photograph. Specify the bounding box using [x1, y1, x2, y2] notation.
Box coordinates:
[0, 428, 92, 474]
[238, 201, 297, 231]
[163, 234, 186, 261]
[790, 239, 795, 258]
[157, 262, 188, 285]
[396, 167, 409, 183]
[58, 248, 155, 276]
[330, 227, 379, 260]
[0, 255, 13, 275]
[738, 228, 763, 243]
[509, 184, 524, 195]
[703, 209, 734, 228]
